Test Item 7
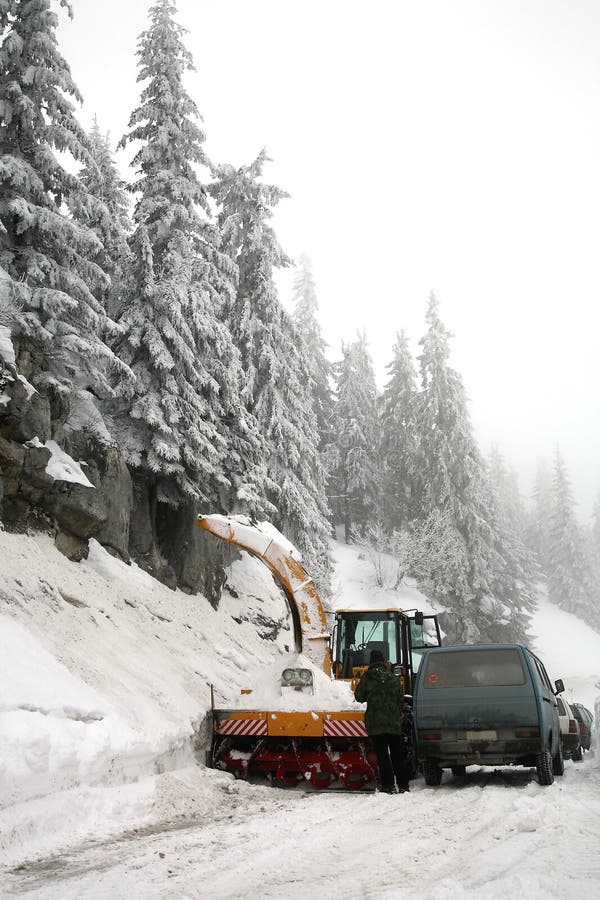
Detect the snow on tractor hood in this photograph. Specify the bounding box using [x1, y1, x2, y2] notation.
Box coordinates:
[225, 653, 360, 712]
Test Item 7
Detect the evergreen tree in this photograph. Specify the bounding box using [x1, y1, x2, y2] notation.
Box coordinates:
[329, 332, 380, 542]
[379, 330, 418, 532]
[74, 119, 131, 319]
[487, 447, 526, 540]
[291, 252, 333, 451]
[547, 449, 588, 617]
[592, 492, 600, 554]
[525, 461, 553, 575]
[587, 491, 600, 626]
[413, 292, 533, 642]
[114, 0, 265, 513]
[212, 151, 332, 591]
[0, 0, 130, 405]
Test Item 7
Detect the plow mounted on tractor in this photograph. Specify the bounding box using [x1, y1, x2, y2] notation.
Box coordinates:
[197, 514, 441, 790]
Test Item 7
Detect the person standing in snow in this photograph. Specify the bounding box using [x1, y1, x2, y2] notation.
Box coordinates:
[354, 649, 409, 793]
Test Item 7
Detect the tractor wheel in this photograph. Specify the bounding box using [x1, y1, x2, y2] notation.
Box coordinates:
[536, 749, 555, 785]
[423, 759, 442, 786]
[553, 744, 565, 776]
[451, 765, 467, 777]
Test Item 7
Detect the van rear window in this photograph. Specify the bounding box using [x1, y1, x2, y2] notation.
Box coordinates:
[423, 649, 526, 688]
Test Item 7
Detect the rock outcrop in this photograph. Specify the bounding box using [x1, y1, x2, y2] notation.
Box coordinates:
[0, 320, 230, 603]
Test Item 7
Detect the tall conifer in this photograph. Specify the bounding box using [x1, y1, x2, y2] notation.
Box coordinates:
[213, 151, 332, 590]
[0, 0, 129, 404]
[291, 253, 333, 451]
[547, 449, 588, 617]
[525, 461, 553, 574]
[414, 292, 533, 642]
[74, 120, 131, 319]
[114, 0, 265, 513]
[379, 331, 418, 532]
[329, 333, 380, 542]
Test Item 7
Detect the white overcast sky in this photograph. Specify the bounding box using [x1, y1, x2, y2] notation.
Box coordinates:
[57, 0, 600, 518]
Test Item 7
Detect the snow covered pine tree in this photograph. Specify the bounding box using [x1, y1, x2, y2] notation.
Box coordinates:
[212, 151, 332, 593]
[328, 333, 380, 542]
[291, 253, 334, 452]
[379, 330, 419, 533]
[113, 0, 266, 533]
[412, 291, 534, 643]
[0, 0, 131, 422]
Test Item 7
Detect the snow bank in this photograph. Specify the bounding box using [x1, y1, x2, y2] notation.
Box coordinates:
[330, 540, 441, 613]
[530, 593, 600, 711]
[1, 530, 599, 873]
[0, 617, 141, 809]
[0, 530, 292, 823]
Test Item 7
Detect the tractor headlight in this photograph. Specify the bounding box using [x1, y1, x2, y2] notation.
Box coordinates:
[281, 668, 314, 691]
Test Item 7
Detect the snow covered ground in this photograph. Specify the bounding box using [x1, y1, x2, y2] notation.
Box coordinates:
[1, 530, 600, 898]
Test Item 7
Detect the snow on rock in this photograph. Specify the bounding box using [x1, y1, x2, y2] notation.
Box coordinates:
[43, 439, 95, 488]
[0, 324, 15, 365]
[25, 437, 95, 488]
[16, 372, 36, 398]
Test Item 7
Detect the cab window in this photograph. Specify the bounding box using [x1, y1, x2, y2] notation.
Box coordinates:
[338, 613, 399, 666]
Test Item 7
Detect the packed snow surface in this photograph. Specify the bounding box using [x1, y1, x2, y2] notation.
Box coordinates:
[1, 529, 599, 898]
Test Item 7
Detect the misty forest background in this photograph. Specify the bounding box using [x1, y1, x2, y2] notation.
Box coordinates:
[1, 0, 599, 645]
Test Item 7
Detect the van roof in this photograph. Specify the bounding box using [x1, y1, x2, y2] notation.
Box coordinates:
[422, 643, 528, 653]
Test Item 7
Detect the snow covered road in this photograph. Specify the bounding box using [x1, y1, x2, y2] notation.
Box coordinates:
[4, 760, 600, 899]
[2, 533, 599, 898]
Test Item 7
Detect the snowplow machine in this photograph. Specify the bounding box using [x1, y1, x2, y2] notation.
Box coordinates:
[196, 514, 441, 789]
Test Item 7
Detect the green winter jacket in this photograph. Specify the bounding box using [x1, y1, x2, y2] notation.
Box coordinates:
[354, 662, 404, 735]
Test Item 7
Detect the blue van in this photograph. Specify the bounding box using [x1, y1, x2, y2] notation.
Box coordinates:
[413, 643, 565, 786]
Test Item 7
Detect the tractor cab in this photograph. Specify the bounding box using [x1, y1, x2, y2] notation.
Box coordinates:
[332, 609, 442, 692]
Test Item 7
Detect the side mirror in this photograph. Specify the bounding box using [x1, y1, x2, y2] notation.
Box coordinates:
[414, 611, 424, 626]
[554, 679, 565, 695]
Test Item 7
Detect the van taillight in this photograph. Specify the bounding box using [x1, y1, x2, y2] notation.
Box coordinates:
[569, 720, 578, 734]
[422, 731, 442, 741]
[515, 727, 539, 738]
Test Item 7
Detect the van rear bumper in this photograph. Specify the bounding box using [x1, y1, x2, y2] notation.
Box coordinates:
[417, 736, 542, 766]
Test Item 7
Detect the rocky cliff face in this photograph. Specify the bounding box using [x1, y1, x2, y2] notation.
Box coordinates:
[0, 316, 231, 606]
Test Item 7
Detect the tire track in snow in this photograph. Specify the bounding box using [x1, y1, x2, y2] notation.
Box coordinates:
[4, 765, 600, 898]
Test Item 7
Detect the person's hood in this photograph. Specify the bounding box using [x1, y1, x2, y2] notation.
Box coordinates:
[365, 662, 389, 683]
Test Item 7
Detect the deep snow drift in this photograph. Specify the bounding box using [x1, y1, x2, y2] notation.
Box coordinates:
[1, 529, 599, 898]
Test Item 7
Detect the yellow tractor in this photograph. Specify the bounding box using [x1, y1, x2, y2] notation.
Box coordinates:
[197, 514, 441, 789]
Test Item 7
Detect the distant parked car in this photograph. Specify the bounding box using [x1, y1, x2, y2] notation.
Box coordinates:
[556, 696, 582, 761]
[571, 703, 594, 752]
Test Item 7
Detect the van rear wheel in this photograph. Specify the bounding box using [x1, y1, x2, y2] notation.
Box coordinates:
[536, 749, 555, 785]
[423, 759, 442, 786]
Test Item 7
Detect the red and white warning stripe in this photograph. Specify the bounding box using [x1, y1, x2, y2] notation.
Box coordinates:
[323, 719, 368, 738]
[218, 717, 267, 737]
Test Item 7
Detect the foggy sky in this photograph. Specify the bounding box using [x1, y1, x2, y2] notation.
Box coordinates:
[57, 0, 600, 519]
